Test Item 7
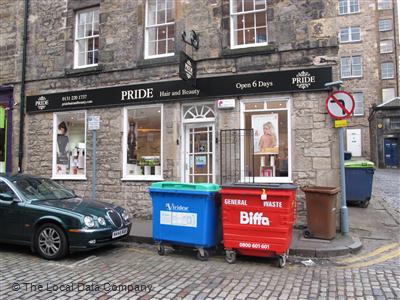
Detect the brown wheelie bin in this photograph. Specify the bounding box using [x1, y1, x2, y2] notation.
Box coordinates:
[301, 186, 340, 240]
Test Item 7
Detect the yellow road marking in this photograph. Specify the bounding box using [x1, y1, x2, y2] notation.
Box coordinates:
[338, 242, 400, 264]
[341, 248, 400, 269]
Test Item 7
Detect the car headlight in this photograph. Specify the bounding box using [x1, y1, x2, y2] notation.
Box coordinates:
[84, 216, 95, 228]
[121, 210, 130, 221]
[97, 216, 106, 226]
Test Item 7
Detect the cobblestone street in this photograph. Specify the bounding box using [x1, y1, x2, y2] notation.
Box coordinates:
[1, 239, 399, 300]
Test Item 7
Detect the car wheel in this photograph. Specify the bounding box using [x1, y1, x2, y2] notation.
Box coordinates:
[35, 223, 68, 260]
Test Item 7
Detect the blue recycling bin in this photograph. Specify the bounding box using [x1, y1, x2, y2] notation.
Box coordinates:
[149, 182, 220, 260]
[345, 160, 375, 208]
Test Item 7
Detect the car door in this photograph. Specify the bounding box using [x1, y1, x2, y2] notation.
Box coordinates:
[0, 180, 27, 242]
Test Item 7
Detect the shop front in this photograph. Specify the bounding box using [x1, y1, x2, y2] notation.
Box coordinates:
[26, 67, 333, 217]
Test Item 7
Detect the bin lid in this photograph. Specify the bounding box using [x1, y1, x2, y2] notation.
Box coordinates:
[150, 181, 220, 192]
[301, 186, 340, 194]
[344, 160, 375, 169]
[222, 182, 297, 190]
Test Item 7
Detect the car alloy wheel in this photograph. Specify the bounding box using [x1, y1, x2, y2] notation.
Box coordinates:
[35, 223, 68, 260]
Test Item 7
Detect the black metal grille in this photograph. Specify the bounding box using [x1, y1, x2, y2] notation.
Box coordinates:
[220, 129, 254, 185]
[107, 210, 122, 228]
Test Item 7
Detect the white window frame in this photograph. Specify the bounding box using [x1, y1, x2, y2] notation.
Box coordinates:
[379, 19, 392, 32]
[380, 40, 394, 54]
[122, 105, 164, 181]
[378, 0, 392, 10]
[381, 62, 394, 79]
[338, 0, 360, 15]
[52, 111, 87, 180]
[339, 26, 361, 43]
[352, 92, 364, 116]
[341, 56, 363, 78]
[144, 0, 175, 59]
[230, 0, 268, 49]
[240, 97, 292, 183]
[74, 7, 99, 69]
[382, 88, 395, 102]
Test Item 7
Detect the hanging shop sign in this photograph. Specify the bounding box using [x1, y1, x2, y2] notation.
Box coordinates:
[26, 67, 332, 114]
[179, 51, 197, 86]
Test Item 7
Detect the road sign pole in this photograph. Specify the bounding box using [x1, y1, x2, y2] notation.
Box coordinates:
[338, 127, 349, 235]
[92, 130, 97, 200]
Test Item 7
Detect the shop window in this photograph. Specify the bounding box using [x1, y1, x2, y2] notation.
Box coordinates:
[379, 19, 392, 32]
[381, 62, 394, 79]
[352, 92, 364, 116]
[340, 56, 362, 78]
[339, 0, 360, 15]
[382, 88, 395, 102]
[74, 7, 99, 68]
[339, 26, 361, 43]
[241, 99, 291, 183]
[380, 40, 393, 54]
[378, 0, 392, 10]
[230, 0, 268, 48]
[53, 111, 86, 179]
[145, 0, 175, 59]
[123, 106, 163, 180]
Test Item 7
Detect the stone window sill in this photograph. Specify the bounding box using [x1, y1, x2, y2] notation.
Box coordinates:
[65, 65, 103, 77]
[221, 45, 276, 58]
[136, 55, 179, 68]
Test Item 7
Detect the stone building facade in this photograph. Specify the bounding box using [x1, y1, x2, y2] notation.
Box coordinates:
[337, 0, 399, 161]
[1, 0, 343, 218]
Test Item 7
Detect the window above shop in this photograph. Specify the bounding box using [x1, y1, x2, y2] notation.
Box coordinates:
[381, 62, 394, 80]
[52, 111, 87, 180]
[122, 105, 163, 180]
[145, 0, 175, 59]
[378, 0, 392, 10]
[230, 0, 268, 49]
[340, 56, 362, 78]
[380, 40, 394, 54]
[352, 92, 364, 116]
[74, 7, 99, 69]
[379, 19, 392, 32]
[240, 98, 291, 183]
[382, 88, 395, 102]
[338, 0, 360, 15]
[339, 26, 361, 43]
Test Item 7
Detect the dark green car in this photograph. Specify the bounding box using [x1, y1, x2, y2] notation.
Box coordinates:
[0, 174, 132, 260]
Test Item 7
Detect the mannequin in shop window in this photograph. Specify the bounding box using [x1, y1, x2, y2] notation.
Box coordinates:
[56, 121, 69, 175]
[127, 121, 137, 164]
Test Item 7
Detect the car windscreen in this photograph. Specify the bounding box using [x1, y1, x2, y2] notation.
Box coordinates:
[12, 177, 76, 201]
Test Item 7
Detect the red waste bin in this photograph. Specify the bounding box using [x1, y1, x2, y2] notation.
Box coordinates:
[221, 183, 297, 267]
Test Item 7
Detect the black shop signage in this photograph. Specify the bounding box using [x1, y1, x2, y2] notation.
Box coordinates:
[26, 67, 332, 113]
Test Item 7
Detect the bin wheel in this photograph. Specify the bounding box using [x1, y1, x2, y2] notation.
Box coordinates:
[303, 230, 312, 238]
[277, 255, 287, 268]
[157, 245, 165, 256]
[225, 250, 237, 264]
[360, 200, 370, 208]
[196, 249, 209, 261]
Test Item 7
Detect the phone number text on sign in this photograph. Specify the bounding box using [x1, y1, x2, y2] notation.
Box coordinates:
[239, 242, 270, 250]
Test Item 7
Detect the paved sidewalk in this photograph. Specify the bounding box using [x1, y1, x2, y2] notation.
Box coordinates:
[128, 168, 399, 258]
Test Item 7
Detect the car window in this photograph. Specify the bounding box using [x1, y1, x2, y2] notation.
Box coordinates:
[12, 178, 75, 201]
[0, 182, 16, 198]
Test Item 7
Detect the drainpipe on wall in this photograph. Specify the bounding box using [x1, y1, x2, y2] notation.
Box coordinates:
[18, 0, 29, 173]
[394, 0, 399, 97]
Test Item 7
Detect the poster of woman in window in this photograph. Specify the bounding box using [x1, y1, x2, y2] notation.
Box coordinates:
[127, 121, 137, 164]
[252, 114, 279, 154]
[56, 121, 69, 175]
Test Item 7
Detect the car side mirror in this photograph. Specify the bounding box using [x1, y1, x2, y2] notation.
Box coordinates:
[0, 193, 14, 202]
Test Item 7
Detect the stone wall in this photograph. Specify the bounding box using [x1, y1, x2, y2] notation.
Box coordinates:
[1, 0, 341, 218]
